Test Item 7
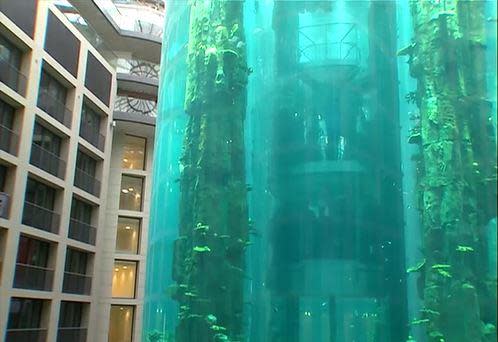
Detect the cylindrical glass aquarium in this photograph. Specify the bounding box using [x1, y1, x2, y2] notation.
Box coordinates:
[143, 1, 497, 341]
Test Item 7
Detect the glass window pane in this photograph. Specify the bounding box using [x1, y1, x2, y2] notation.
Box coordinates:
[119, 176, 143, 211]
[116, 217, 140, 254]
[7, 298, 44, 329]
[108, 305, 133, 342]
[59, 301, 84, 327]
[112, 260, 137, 298]
[122, 135, 146, 170]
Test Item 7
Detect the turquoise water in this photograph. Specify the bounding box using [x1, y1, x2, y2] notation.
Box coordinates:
[143, 1, 497, 341]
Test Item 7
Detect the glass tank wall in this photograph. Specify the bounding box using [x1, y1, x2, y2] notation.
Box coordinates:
[143, 1, 497, 341]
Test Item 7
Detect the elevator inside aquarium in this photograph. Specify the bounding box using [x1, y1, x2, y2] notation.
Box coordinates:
[143, 1, 497, 341]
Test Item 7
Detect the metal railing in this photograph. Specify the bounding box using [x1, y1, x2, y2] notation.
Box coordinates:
[114, 95, 157, 117]
[298, 22, 360, 64]
[74, 168, 101, 197]
[0, 123, 18, 155]
[30, 143, 66, 179]
[68, 218, 97, 245]
[22, 201, 60, 234]
[13, 263, 54, 291]
[57, 327, 87, 342]
[0, 55, 27, 96]
[115, 57, 160, 79]
[37, 89, 72, 128]
[62, 272, 92, 295]
[79, 120, 105, 151]
[5, 328, 47, 342]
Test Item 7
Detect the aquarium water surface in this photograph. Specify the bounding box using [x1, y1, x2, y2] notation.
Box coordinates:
[143, 1, 497, 341]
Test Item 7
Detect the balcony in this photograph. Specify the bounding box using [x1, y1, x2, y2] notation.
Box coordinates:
[114, 95, 156, 126]
[62, 272, 92, 295]
[74, 168, 101, 197]
[57, 327, 87, 342]
[79, 120, 105, 151]
[22, 201, 60, 234]
[30, 143, 66, 179]
[115, 58, 159, 96]
[5, 328, 47, 342]
[13, 263, 54, 291]
[37, 89, 72, 128]
[68, 218, 97, 245]
[0, 55, 27, 96]
[0, 124, 18, 155]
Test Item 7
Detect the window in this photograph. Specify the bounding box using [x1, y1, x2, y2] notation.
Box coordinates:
[0, 34, 22, 92]
[119, 175, 143, 211]
[31, 123, 65, 178]
[69, 198, 96, 245]
[112, 260, 137, 298]
[65, 248, 88, 274]
[108, 305, 134, 342]
[16, 235, 49, 267]
[58, 302, 87, 341]
[22, 178, 59, 233]
[80, 102, 104, 150]
[81, 103, 101, 133]
[122, 135, 146, 170]
[63, 248, 92, 295]
[38, 68, 71, 126]
[14, 235, 53, 291]
[0, 99, 15, 154]
[0, 98, 14, 128]
[6, 298, 47, 342]
[59, 301, 84, 328]
[7, 298, 45, 329]
[0, 164, 6, 192]
[75, 151, 100, 196]
[76, 151, 96, 176]
[33, 123, 61, 155]
[25, 178, 55, 210]
[116, 217, 140, 254]
[71, 198, 92, 224]
[39, 69, 67, 104]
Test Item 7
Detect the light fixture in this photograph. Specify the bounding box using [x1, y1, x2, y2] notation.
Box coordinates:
[123, 266, 128, 269]
[120, 307, 124, 310]
[128, 187, 134, 192]
[125, 225, 131, 230]
[121, 189, 129, 194]
[115, 268, 119, 272]
[123, 158, 129, 162]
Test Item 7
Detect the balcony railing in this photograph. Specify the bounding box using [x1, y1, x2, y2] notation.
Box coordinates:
[74, 168, 101, 197]
[62, 272, 92, 295]
[5, 328, 47, 342]
[79, 120, 105, 151]
[22, 201, 60, 234]
[37, 89, 72, 128]
[0, 55, 27, 96]
[69, 218, 97, 245]
[57, 327, 87, 342]
[0, 123, 19, 155]
[30, 143, 66, 179]
[13, 263, 54, 291]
